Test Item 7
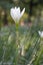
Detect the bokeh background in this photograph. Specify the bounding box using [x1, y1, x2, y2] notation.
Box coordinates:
[0, 0, 43, 65]
[0, 0, 43, 26]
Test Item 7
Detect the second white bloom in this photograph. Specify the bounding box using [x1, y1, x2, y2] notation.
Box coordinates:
[38, 31, 43, 38]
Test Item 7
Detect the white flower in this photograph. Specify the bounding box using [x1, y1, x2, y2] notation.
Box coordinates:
[38, 31, 43, 38]
[10, 7, 25, 23]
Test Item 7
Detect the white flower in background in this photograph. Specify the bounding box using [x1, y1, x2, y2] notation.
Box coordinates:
[10, 7, 25, 23]
[38, 31, 43, 38]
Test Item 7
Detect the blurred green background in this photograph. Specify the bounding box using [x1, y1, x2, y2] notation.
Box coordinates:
[0, 0, 43, 65]
[0, 0, 43, 26]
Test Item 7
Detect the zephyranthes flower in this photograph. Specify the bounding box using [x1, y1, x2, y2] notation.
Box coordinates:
[10, 7, 25, 23]
[38, 31, 43, 38]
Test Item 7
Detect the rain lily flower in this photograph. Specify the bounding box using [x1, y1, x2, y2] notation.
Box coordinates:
[38, 31, 43, 38]
[10, 7, 25, 23]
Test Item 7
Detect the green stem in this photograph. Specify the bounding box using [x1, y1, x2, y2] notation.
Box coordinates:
[15, 23, 19, 65]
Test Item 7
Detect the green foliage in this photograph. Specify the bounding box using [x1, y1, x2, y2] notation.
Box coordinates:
[0, 0, 43, 65]
[0, 25, 43, 65]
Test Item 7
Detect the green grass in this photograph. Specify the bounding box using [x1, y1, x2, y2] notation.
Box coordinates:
[0, 25, 43, 65]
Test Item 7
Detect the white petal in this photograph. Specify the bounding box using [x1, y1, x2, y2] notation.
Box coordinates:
[15, 7, 17, 9]
[17, 7, 20, 13]
[42, 32, 43, 36]
[14, 7, 21, 22]
[38, 31, 41, 35]
[15, 7, 20, 18]
[38, 31, 43, 38]
[10, 8, 15, 21]
[20, 8, 25, 17]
